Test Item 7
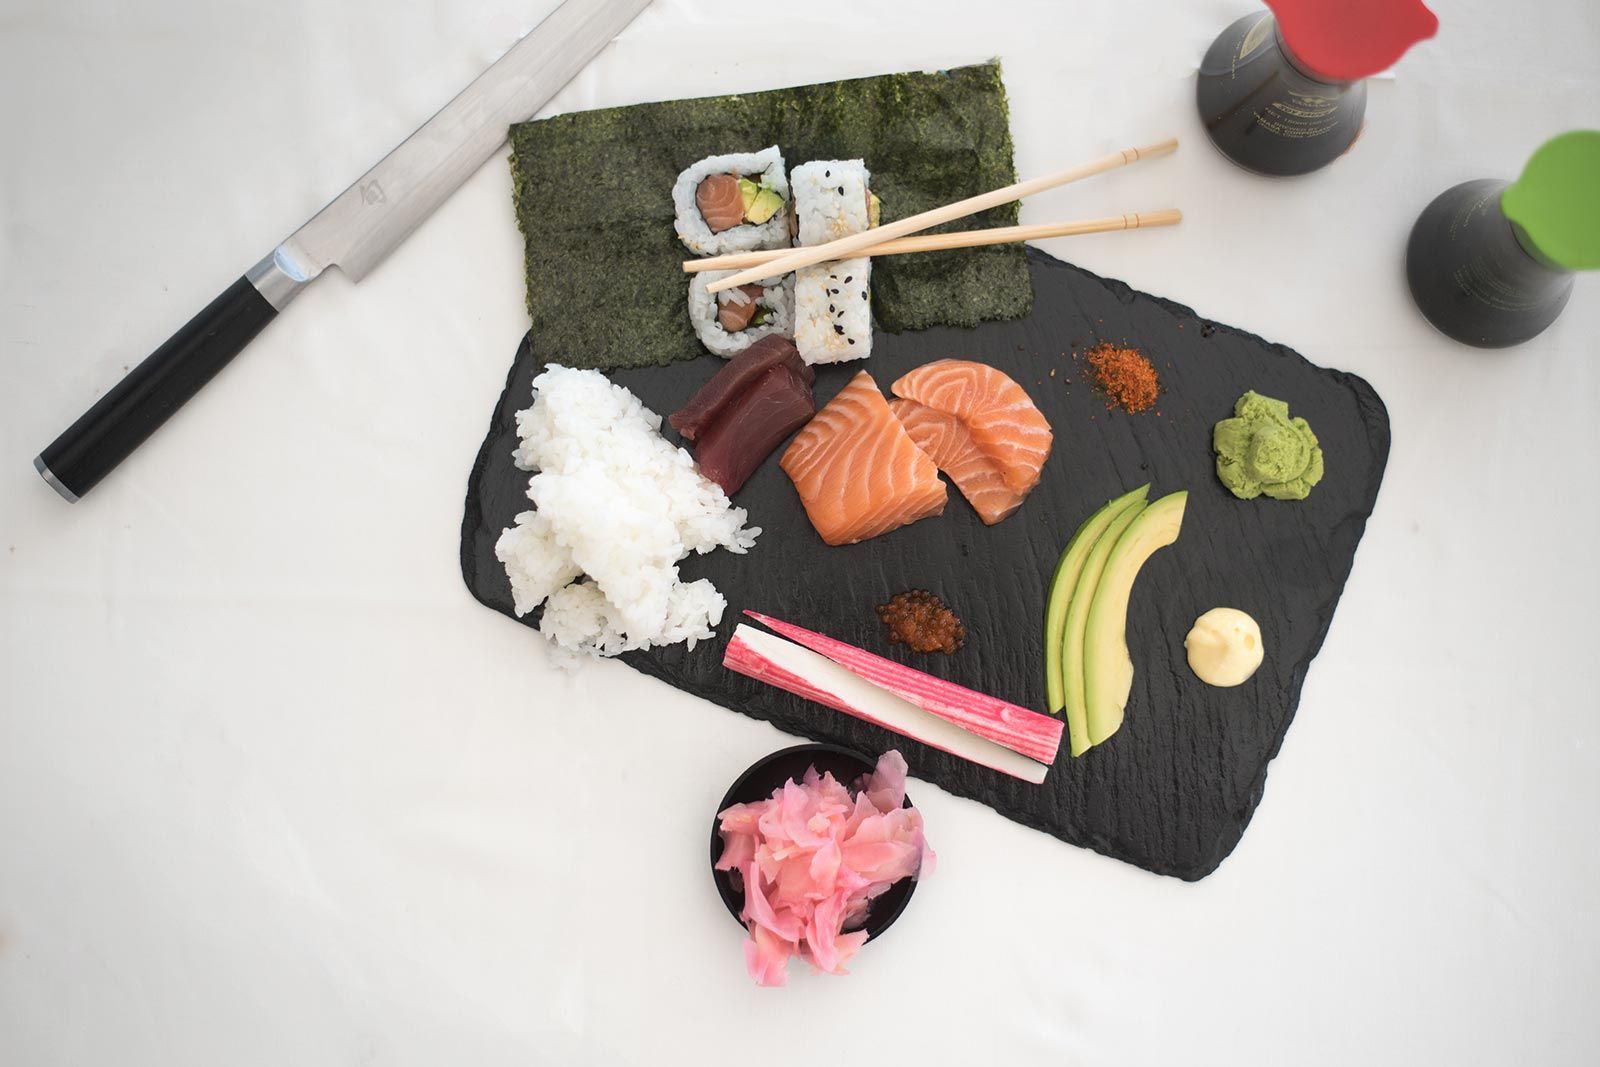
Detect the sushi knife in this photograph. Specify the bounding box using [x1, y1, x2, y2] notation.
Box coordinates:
[33, 0, 652, 503]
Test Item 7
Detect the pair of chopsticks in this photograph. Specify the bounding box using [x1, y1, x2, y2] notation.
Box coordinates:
[690, 137, 1180, 288]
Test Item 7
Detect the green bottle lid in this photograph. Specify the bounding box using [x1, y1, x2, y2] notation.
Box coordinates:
[1501, 131, 1600, 272]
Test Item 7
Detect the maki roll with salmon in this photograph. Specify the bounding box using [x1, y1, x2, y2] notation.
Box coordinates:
[688, 271, 795, 358]
[789, 160, 881, 245]
[794, 258, 871, 365]
[673, 147, 791, 256]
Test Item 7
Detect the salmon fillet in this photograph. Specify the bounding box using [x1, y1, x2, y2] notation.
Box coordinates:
[890, 360, 1053, 493]
[781, 372, 946, 546]
[889, 399, 1027, 525]
[697, 173, 746, 234]
[716, 284, 767, 333]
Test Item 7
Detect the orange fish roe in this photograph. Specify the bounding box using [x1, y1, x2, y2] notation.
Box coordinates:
[1083, 342, 1160, 414]
[876, 590, 966, 655]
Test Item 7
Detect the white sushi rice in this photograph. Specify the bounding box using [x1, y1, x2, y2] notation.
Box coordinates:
[687, 271, 795, 358]
[794, 258, 872, 365]
[791, 160, 872, 246]
[673, 147, 790, 256]
[538, 579, 729, 661]
[498, 509, 583, 616]
[494, 365, 759, 664]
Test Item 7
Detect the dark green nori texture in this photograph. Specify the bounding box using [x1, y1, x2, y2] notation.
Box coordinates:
[509, 63, 1032, 370]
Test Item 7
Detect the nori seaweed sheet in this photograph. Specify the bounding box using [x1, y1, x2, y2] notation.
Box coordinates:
[509, 63, 1032, 370]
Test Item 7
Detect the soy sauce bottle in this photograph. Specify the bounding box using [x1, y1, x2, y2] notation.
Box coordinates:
[1406, 132, 1600, 348]
[1197, 0, 1437, 177]
[1197, 13, 1365, 177]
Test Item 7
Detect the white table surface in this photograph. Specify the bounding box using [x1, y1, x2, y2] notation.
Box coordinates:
[3, 0, 1597, 1062]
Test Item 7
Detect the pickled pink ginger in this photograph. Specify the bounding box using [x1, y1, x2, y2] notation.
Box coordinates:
[715, 750, 934, 986]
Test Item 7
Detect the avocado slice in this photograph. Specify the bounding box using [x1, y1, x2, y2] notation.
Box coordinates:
[738, 178, 761, 214]
[746, 188, 784, 225]
[1043, 485, 1149, 714]
[868, 192, 883, 228]
[1082, 491, 1188, 748]
[1060, 498, 1147, 756]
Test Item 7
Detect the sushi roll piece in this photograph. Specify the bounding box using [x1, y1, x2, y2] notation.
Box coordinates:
[688, 271, 795, 358]
[673, 147, 791, 256]
[794, 258, 871, 365]
[789, 160, 882, 246]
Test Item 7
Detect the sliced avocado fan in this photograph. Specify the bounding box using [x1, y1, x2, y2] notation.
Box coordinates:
[1060, 496, 1149, 756]
[1082, 491, 1188, 749]
[1044, 484, 1149, 715]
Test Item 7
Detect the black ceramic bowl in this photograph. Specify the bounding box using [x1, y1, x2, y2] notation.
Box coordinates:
[709, 742, 917, 943]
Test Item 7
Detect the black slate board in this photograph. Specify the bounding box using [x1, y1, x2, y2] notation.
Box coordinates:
[461, 249, 1390, 881]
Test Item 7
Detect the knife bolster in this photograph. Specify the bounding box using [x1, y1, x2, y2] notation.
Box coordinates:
[246, 249, 311, 312]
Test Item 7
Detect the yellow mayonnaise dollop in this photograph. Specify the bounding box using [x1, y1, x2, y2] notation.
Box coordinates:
[1184, 608, 1264, 687]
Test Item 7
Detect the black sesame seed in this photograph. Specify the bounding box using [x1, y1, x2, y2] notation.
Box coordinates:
[844, 276, 852, 283]
[838, 186, 845, 196]
[834, 325, 845, 335]
[848, 338, 856, 345]
[828, 304, 835, 312]
[825, 169, 830, 177]
[861, 291, 868, 301]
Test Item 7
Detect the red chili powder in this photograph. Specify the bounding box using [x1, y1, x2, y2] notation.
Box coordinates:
[1083, 342, 1160, 414]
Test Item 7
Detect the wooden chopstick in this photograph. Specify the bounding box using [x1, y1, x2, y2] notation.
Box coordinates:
[683, 211, 1183, 274]
[704, 137, 1178, 293]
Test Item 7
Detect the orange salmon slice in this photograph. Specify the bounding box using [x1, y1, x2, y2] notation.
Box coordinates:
[890, 360, 1052, 493]
[781, 372, 947, 546]
[889, 399, 1028, 525]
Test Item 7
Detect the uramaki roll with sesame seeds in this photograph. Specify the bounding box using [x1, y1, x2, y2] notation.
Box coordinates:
[789, 159, 880, 245]
[793, 257, 872, 365]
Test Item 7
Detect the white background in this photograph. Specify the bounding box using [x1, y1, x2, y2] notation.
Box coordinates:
[3, 0, 1597, 1063]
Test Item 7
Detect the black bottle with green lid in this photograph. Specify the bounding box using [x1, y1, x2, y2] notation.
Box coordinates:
[1197, 0, 1437, 177]
[1406, 132, 1600, 348]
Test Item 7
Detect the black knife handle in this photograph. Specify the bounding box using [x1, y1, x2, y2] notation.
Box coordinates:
[35, 268, 289, 502]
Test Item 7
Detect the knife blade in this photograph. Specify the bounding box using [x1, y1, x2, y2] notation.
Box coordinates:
[33, 0, 652, 503]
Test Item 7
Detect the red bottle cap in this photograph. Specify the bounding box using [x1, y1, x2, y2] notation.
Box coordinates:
[1264, 0, 1439, 82]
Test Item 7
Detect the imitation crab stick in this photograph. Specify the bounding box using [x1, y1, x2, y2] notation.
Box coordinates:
[724, 623, 1053, 784]
[744, 612, 1063, 765]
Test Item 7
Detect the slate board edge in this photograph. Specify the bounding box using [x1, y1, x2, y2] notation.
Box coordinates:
[458, 248, 1392, 882]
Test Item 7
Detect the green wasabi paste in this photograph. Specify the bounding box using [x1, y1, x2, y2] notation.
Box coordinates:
[1213, 391, 1324, 501]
